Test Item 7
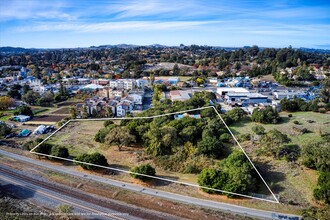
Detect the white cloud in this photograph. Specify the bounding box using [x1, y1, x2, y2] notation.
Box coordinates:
[0, 0, 76, 21]
[15, 20, 221, 33]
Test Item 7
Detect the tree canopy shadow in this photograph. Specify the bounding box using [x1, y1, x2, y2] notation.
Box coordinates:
[254, 161, 286, 194]
[0, 183, 35, 200]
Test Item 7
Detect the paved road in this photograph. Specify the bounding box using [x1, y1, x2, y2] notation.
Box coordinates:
[0, 166, 132, 220]
[0, 149, 301, 219]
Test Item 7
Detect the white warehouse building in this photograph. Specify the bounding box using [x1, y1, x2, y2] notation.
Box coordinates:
[217, 87, 249, 96]
[225, 92, 268, 105]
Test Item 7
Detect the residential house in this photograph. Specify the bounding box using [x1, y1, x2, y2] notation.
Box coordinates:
[128, 89, 145, 105]
[169, 90, 191, 102]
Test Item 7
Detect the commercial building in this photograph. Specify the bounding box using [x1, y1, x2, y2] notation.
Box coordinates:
[217, 87, 249, 96]
[273, 91, 305, 100]
[225, 92, 268, 105]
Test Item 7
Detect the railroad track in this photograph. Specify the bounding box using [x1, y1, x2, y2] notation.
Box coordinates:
[0, 165, 177, 220]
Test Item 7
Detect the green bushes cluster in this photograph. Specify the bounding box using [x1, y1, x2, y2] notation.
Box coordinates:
[198, 151, 257, 196]
[34, 142, 69, 159]
[130, 164, 156, 181]
[251, 106, 281, 124]
[75, 152, 108, 170]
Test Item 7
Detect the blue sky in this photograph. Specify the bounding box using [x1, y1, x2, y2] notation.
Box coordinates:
[0, 0, 330, 49]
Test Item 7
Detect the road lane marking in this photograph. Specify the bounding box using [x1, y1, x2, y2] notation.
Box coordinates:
[0, 174, 127, 220]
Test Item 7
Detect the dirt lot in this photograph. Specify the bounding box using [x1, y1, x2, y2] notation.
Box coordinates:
[56, 101, 83, 107]
[29, 115, 66, 123]
[51, 107, 70, 115]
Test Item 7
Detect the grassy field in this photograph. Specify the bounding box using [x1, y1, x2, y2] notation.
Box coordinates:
[229, 111, 328, 206]
[0, 110, 15, 121]
[230, 111, 330, 146]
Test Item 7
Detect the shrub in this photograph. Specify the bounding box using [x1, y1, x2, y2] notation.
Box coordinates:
[130, 164, 156, 181]
[325, 103, 330, 111]
[50, 145, 69, 158]
[288, 114, 292, 117]
[239, 133, 251, 142]
[75, 152, 108, 170]
[313, 172, 330, 204]
[0, 123, 12, 138]
[319, 109, 326, 114]
[276, 144, 300, 161]
[103, 120, 114, 127]
[184, 164, 199, 174]
[251, 125, 265, 135]
[293, 120, 300, 125]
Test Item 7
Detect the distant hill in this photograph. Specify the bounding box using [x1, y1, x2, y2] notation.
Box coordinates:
[1, 45, 329, 54]
[90, 44, 140, 49]
[299, 47, 330, 54]
[0, 46, 41, 53]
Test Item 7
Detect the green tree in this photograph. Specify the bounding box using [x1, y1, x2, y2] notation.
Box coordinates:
[0, 96, 14, 110]
[197, 132, 223, 158]
[37, 92, 54, 106]
[106, 106, 114, 117]
[82, 105, 88, 118]
[198, 168, 228, 193]
[95, 124, 117, 143]
[219, 151, 257, 195]
[34, 143, 53, 154]
[320, 79, 330, 103]
[145, 120, 175, 156]
[23, 90, 41, 105]
[226, 107, 246, 122]
[313, 172, 330, 204]
[251, 106, 280, 124]
[69, 107, 77, 119]
[130, 164, 156, 181]
[7, 84, 22, 99]
[0, 123, 11, 138]
[172, 63, 179, 75]
[196, 77, 204, 86]
[105, 126, 135, 151]
[14, 105, 34, 116]
[302, 141, 330, 172]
